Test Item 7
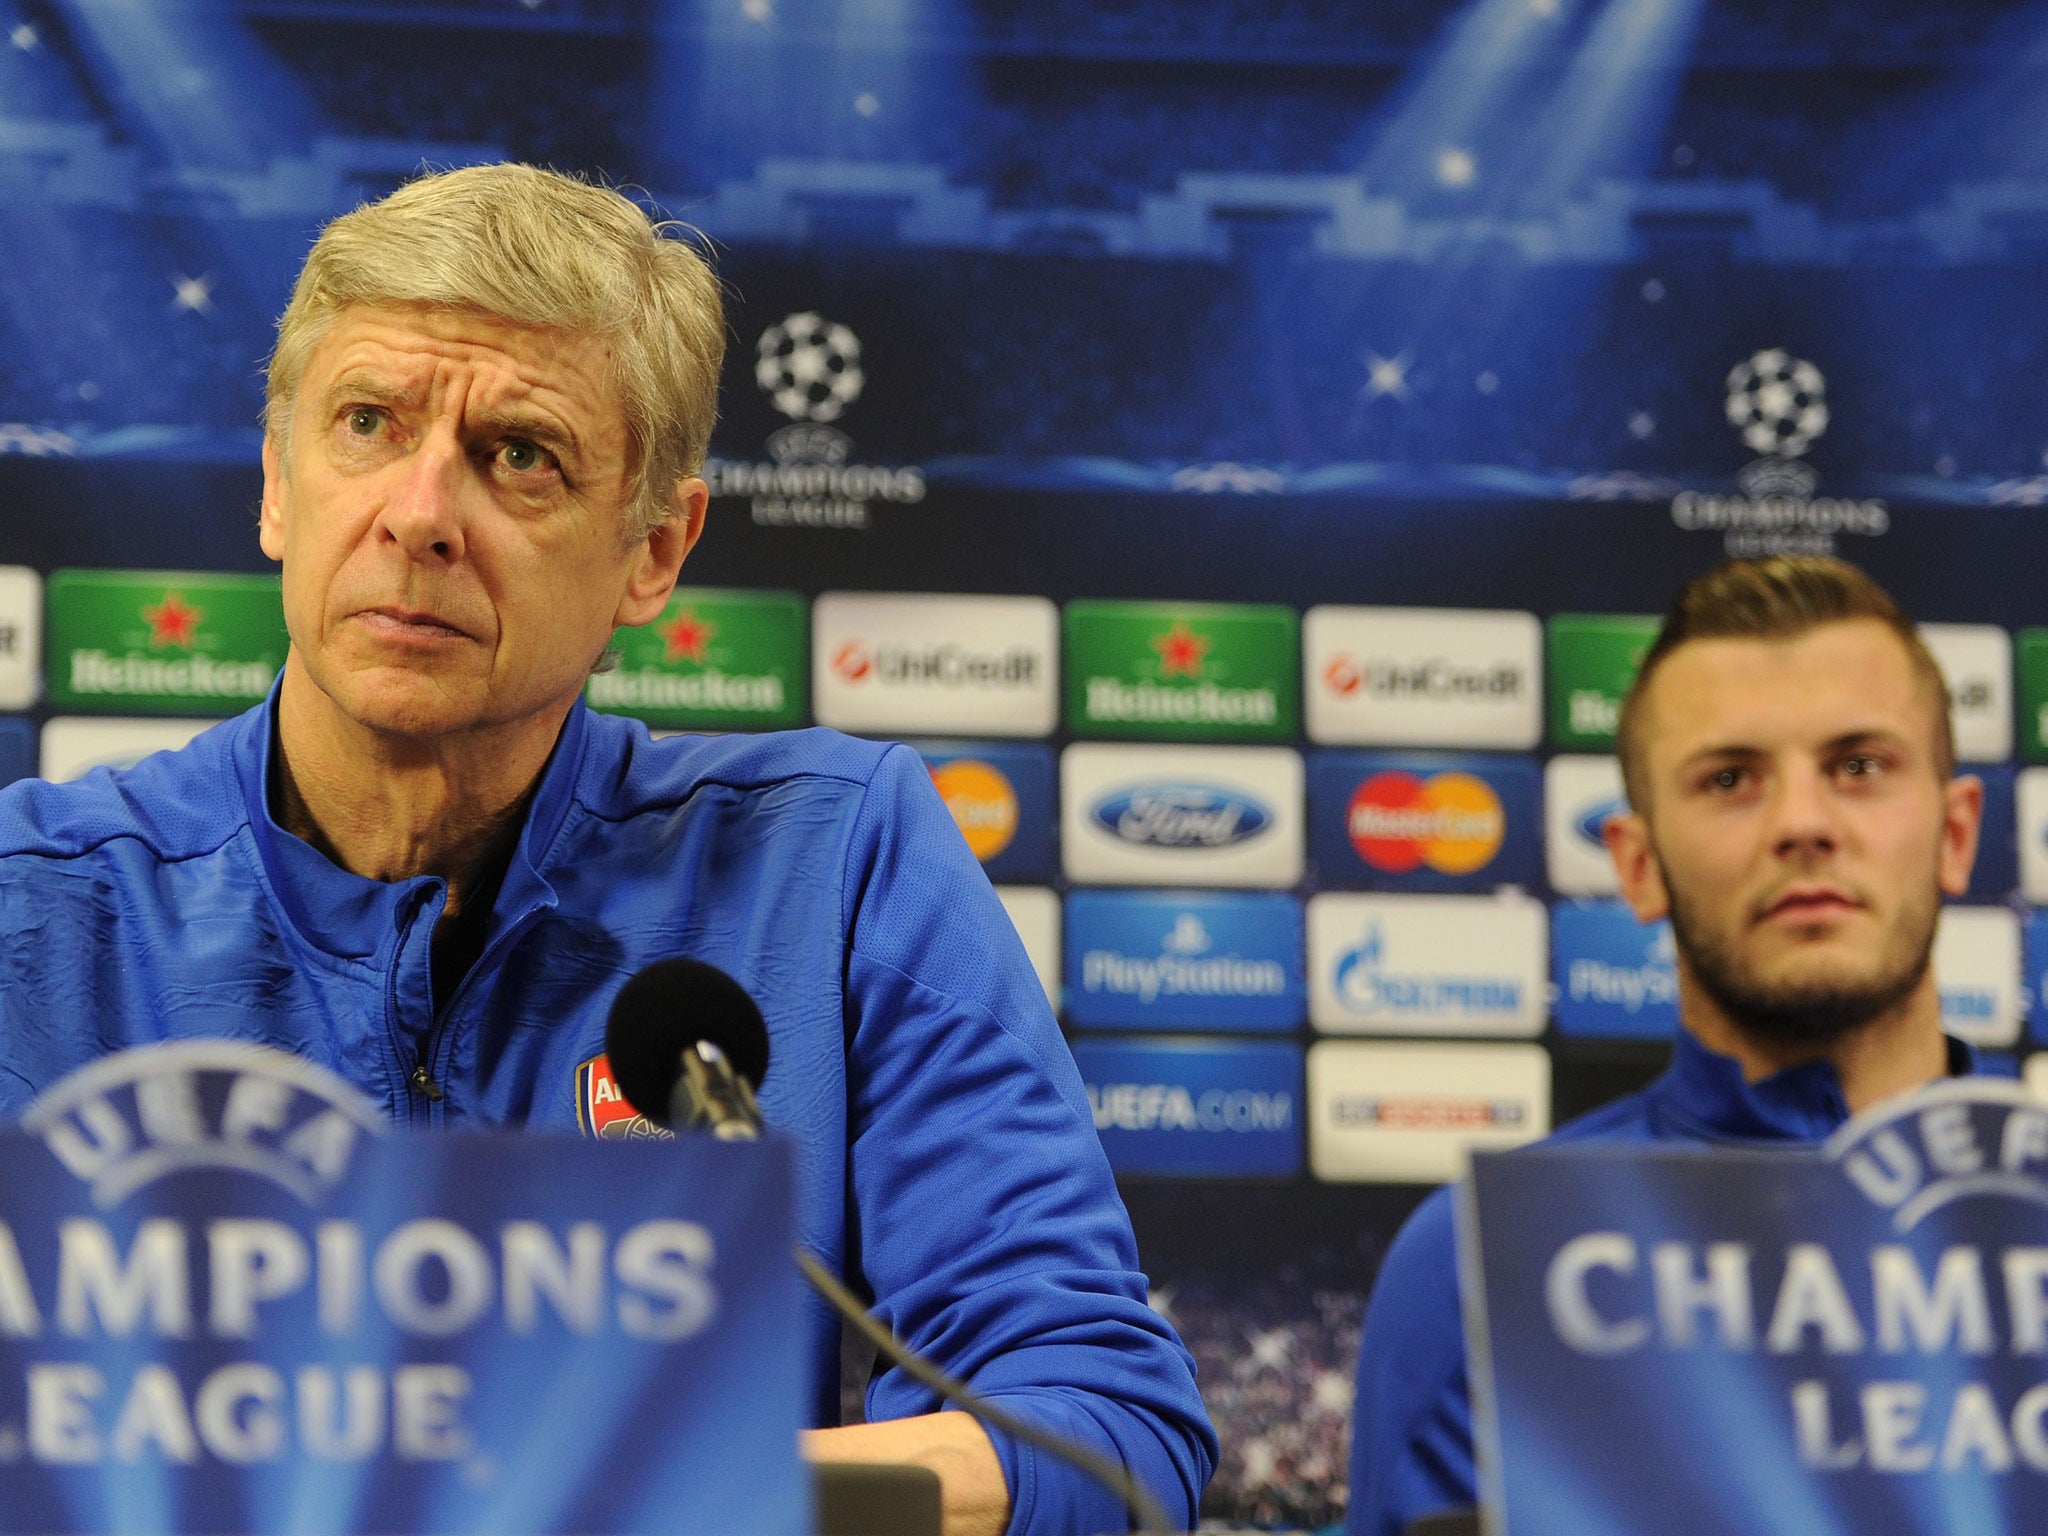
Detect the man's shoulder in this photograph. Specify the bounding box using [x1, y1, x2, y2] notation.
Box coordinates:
[575, 715, 908, 817]
[0, 715, 252, 868]
[1546, 1081, 1663, 1146]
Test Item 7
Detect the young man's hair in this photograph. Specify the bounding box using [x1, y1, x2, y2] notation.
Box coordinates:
[1615, 556, 1955, 810]
[267, 163, 726, 543]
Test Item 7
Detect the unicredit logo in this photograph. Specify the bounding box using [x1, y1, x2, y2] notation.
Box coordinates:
[1352, 657, 1524, 700]
[831, 639, 873, 683]
[1092, 785, 1271, 848]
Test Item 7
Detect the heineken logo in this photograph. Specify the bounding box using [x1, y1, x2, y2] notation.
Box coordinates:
[69, 651, 275, 700]
[142, 593, 203, 650]
[661, 610, 714, 665]
[1152, 622, 1209, 678]
[1065, 601, 1295, 742]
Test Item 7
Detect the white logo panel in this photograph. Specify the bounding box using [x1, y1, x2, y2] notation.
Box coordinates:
[1306, 892, 1546, 1037]
[0, 566, 41, 710]
[995, 886, 1060, 1009]
[1061, 744, 1303, 889]
[1303, 606, 1540, 749]
[2026, 1054, 2048, 1104]
[813, 592, 1057, 738]
[2021, 768, 2048, 904]
[1545, 755, 1626, 897]
[1308, 1040, 1550, 1183]
[1934, 904, 2020, 1048]
[40, 717, 219, 782]
[1922, 624, 2012, 764]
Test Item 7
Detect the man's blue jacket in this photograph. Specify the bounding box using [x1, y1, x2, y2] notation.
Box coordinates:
[1346, 1029, 1981, 1536]
[0, 695, 1217, 1536]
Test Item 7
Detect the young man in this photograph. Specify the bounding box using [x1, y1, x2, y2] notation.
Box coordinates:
[1346, 556, 1984, 1536]
[0, 164, 1215, 1536]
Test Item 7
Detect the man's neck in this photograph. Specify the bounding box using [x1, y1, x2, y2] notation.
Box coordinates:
[1676, 970, 1950, 1115]
[271, 655, 567, 919]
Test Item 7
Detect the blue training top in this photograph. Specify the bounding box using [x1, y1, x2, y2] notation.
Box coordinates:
[0, 693, 1218, 1536]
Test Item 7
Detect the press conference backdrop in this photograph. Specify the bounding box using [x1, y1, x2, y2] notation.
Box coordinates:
[7, 0, 2048, 1525]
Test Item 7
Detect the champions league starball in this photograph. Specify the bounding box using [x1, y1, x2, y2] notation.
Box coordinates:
[1725, 348, 1830, 458]
[754, 311, 864, 423]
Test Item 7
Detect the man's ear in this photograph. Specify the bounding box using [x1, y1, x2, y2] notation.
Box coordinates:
[1938, 771, 1984, 899]
[614, 476, 708, 628]
[258, 432, 287, 564]
[1605, 809, 1670, 924]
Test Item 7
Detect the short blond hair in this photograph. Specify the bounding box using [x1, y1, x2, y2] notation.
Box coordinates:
[266, 163, 725, 541]
[1616, 556, 1955, 810]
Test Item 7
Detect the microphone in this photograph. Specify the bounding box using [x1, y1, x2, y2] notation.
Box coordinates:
[604, 958, 771, 1140]
[607, 957, 1178, 1534]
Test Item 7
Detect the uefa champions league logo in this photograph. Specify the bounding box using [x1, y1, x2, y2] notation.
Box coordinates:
[1725, 348, 1829, 459]
[755, 311, 865, 424]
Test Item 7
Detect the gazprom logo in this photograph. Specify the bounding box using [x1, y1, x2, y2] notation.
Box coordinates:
[1575, 795, 1629, 849]
[1092, 784, 1271, 849]
[1330, 922, 1525, 1021]
[21, 1042, 385, 1208]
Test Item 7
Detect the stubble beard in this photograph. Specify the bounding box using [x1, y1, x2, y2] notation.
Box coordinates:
[1663, 871, 1940, 1048]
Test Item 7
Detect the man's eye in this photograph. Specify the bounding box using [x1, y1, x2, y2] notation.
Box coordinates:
[1840, 755, 1882, 778]
[1709, 767, 1746, 791]
[500, 440, 549, 473]
[345, 407, 381, 436]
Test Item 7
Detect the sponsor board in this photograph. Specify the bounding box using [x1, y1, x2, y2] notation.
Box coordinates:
[1967, 763, 2017, 901]
[1060, 744, 1303, 889]
[1550, 900, 1678, 1038]
[1064, 891, 1302, 1031]
[1308, 750, 1539, 891]
[2028, 1047, 2048, 1097]
[2023, 912, 2048, 1047]
[995, 886, 1060, 1008]
[1073, 1038, 1301, 1177]
[1936, 904, 2020, 1048]
[0, 717, 31, 787]
[1303, 606, 1541, 750]
[39, 716, 218, 782]
[1306, 892, 1547, 1037]
[46, 570, 287, 717]
[1921, 623, 2012, 764]
[2019, 629, 2048, 763]
[585, 587, 805, 730]
[1307, 1039, 1549, 1183]
[917, 742, 1056, 884]
[813, 592, 1056, 738]
[1545, 755, 1627, 897]
[1546, 614, 1658, 750]
[0, 565, 41, 710]
[1064, 599, 1296, 743]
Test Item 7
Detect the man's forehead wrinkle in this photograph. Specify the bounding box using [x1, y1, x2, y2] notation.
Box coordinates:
[312, 329, 607, 456]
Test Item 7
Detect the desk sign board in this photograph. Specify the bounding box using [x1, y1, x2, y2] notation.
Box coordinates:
[0, 1042, 807, 1535]
[1463, 1080, 2048, 1536]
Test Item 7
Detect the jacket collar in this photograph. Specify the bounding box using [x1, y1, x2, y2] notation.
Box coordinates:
[1649, 1026, 1981, 1146]
[232, 683, 577, 960]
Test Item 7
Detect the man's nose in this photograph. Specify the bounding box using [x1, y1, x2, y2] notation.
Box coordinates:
[1770, 762, 1841, 857]
[375, 431, 468, 563]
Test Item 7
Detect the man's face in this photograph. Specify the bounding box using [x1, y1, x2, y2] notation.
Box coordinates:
[259, 304, 699, 744]
[1605, 620, 1980, 1043]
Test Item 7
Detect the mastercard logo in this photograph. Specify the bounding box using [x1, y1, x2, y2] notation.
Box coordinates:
[1347, 770, 1505, 875]
[930, 759, 1019, 861]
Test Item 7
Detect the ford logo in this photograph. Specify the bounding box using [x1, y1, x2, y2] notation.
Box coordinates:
[1093, 784, 1271, 848]
[1574, 795, 1629, 848]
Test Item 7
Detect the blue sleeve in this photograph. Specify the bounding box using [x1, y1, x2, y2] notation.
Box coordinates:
[840, 745, 1218, 1536]
[1348, 1186, 1476, 1536]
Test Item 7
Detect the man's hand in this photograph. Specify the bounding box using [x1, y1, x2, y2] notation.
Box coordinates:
[804, 1410, 1009, 1536]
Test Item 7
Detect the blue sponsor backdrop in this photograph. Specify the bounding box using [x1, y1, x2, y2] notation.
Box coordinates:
[1550, 900, 1678, 1039]
[1966, 763, 2018, 902]
[913, 741, 1055, 885]
[1065, 890, 1302, 1031]
[1072, 1039, 1302, 1178]
[0, 718, 31, 788]
[1308, 751, 1539, 892]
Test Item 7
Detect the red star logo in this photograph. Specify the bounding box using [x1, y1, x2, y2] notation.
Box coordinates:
[1151, 621, 1209, 679]
[661, 609, 715, 665]
[142, 592, 203, 650]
